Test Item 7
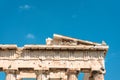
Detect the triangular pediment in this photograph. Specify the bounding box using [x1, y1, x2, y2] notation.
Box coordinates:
[46, 34, 106, 46]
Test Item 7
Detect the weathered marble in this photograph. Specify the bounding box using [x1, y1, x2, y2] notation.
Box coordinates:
[0, 34, 108, 80]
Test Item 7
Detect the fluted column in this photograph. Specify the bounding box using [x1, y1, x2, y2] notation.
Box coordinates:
[6, 70, 16, 80]
[83, 73, 94, 80]
[61, 75, 67, 80]
[42, 72, 48, 80]
[83, 73, 90, 80]
[36, 70, 48, 80]
[60, 73, 67, 80]
[67, 70, 78, 80]
[88, 71, 105, 80]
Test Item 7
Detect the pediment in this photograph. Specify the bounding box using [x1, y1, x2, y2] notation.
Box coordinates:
[46, 34, 106, 46]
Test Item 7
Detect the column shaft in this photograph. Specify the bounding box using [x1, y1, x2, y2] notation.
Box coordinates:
[83, 73, 90, 80]
[93, 73, 104, 80]
[68, 74, 77, 80]
[83, 73, 94, 80]
[6, 73, 16, 80]
[61, 76, 67, 80]
[36, 72, 48, 80]
[42, 73, 48, 80]
[68, 70, 78, 80]
[89, 77, 94, 80]
[37, 73, 42, 80]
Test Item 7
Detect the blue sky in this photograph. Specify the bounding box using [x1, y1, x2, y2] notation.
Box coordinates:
[0, 0, 120, 80]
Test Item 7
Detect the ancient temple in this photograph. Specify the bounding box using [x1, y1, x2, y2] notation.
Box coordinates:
[0, 34, 108, 80]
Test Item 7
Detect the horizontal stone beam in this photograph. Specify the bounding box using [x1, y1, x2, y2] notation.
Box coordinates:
[17, 72, 36, 79]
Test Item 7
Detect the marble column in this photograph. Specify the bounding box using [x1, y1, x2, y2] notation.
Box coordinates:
[68, 70, 78, 80]
[61, 76, 67, 80]
[93, 73, 104, 80]
[36, 71, 48, 80]
[83, 73, 90, 80]
[61, 75, 67, 80]
[83, 73, 94, 80]
[37, 74, 42, 80]
[42, 72, 48, 80]
[6, 71, 16, 80]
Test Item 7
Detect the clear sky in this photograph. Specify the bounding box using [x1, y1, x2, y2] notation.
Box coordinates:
[0, 0, 119, 80]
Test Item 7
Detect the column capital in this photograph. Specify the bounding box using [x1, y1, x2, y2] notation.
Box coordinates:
[35, 70, 42, 75]
[67, 69, 78, 80]
[67, 68, 79, 74]
[5, 70, 17, 74]
[91, 67, 106, 75]
[90, 71, 104, 80]
[35, 70, 49, 74]
[99, 68, 106, 74]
